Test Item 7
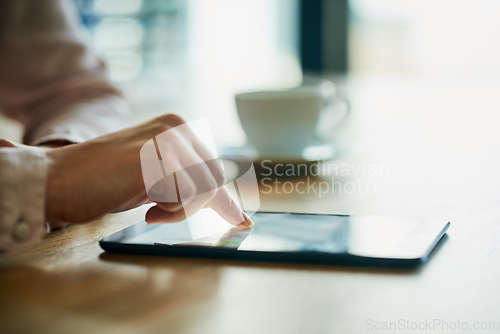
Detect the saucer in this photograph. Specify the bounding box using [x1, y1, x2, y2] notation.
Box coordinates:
[219, 142, 337, 163]
[219, 143, 336, 179]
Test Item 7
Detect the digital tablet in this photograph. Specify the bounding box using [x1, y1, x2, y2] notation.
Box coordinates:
[100, 210, 450, 268]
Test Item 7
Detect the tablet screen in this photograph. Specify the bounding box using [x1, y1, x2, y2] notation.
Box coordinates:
[104, 210, 449, 260]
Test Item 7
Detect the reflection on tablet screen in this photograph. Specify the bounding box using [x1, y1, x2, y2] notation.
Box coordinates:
[238, 213, 349, 252]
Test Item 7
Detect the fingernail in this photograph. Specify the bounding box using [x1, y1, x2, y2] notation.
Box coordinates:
[238, 211, 254, 227]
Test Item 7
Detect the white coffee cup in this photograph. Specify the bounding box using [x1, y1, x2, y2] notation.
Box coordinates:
[235, 78, 349, 157]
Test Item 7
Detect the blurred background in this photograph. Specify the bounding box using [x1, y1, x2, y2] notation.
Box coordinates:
[67, 0, 500, 218]
[72, 0, 500, 147]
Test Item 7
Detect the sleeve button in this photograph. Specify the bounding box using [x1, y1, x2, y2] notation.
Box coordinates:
[13, 220, 31, 241]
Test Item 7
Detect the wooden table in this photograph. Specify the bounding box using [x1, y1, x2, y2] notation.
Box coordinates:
[1, 76, 500, 334]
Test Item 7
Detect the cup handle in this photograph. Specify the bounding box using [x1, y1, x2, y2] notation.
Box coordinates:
[317, 94, 350, 141]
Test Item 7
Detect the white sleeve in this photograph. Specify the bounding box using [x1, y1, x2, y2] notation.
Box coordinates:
[0, 0, 131, 146]
[0, 146, 48, 251]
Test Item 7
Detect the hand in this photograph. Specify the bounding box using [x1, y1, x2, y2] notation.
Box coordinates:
[45, 114, 253, 228]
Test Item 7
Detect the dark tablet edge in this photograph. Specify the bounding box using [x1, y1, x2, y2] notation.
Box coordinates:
[100, 240, 422, 268]
[420, 221, 450, 262]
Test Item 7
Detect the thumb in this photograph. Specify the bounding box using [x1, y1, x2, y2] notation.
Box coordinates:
[208, 187, 253, 227]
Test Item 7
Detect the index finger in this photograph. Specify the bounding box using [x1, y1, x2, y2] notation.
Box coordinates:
[208, 187, 253, 227]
